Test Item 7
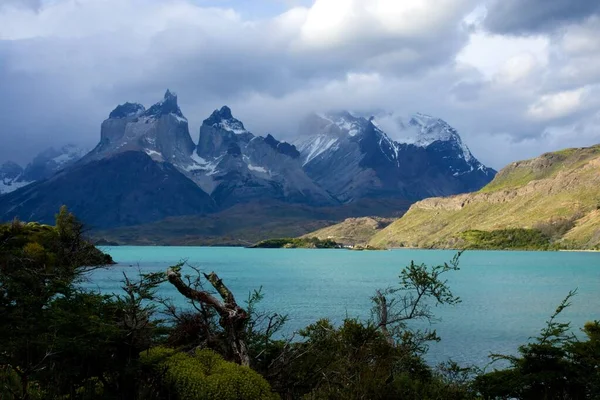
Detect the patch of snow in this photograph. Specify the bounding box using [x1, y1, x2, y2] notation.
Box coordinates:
[248, 164, 267, 173]
[174, 114, 188, 124]
[144, 149, 163, 160]
[52, 153, 72, 165]
[217, 119, 247, 134]
[51, 145, 88, 166]
[301, 135, 338, 166]
[0, 179, 32, 194]
[402, 112, 473, 162]
[186, 153, 220, 175]
[376, 129, 400, 163]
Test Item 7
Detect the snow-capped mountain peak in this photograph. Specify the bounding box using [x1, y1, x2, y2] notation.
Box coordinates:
[406, 112, 473, 162]
[297, 112, 401, 166]
[205, 106, 247, 134]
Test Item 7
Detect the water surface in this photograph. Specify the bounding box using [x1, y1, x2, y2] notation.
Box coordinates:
[86, 247, 600, 368]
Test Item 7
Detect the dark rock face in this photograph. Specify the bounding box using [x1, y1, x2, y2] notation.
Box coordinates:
[190, 106, 336, 208]
[297, 112, 496, 203]
[0, 152, 215, 228]
[109, 102, 145, 119]
[264, 134, 300, 159]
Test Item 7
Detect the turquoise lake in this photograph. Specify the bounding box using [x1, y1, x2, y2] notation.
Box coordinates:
[85, 247, 600, 368]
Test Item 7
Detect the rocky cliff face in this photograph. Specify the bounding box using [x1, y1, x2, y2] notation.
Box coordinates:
[296, 112, 495, 203]
[188, 106, 336, 207]
[85, 90, 195, 167]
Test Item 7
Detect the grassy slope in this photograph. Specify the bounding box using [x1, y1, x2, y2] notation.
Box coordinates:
[93, 198, 410, 246]
[302, 217, 395, 245]
[369, 145, 600, 249]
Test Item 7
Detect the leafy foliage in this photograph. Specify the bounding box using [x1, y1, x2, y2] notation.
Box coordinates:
[141, 347, 279, 400]
[460, 228, 553, 250]
[475, 291, 600, 399]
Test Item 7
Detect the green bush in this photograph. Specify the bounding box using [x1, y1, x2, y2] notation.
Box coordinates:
[141, 347, 279, 400]
[460, 228, 553, 250]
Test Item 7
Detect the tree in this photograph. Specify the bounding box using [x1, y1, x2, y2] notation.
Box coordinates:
[166, 265, 251, 366]
[372, 252, 462, 353]
[0, 207, 153, 399]
[475, 290, 600, 399]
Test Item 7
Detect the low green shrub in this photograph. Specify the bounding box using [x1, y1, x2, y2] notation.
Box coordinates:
[141, 347, 279, 400]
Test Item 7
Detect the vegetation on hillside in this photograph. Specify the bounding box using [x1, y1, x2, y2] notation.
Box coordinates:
[2, 209, 598, 399]
[250, 237, 342, 248]
[460, 228, 554, 250]
[369, 145, 600, 249]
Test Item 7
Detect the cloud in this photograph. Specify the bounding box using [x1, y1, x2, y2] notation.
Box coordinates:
[0, 0, 478, 164]
[0, 0, 599, 171]
[527, 88, 589, 120]
[484, 0, 600, 35]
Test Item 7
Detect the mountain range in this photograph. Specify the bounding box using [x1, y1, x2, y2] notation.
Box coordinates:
[0, 144, 87, 194]
[0, 90, 495, 240]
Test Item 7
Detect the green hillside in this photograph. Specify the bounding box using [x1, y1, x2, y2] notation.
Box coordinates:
[368, 145, 600, 250]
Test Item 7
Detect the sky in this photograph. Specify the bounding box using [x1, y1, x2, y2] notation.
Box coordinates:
[1, 0, 599, 169]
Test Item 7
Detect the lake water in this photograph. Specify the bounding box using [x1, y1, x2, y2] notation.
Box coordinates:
[85, 247, 600, 369]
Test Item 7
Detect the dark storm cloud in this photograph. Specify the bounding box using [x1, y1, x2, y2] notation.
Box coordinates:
[484, 0, 600, 35]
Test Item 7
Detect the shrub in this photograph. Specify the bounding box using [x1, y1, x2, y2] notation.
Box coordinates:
[141, 347, 279, 400]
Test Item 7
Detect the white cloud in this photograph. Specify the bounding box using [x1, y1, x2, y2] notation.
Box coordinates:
[495, 53, 539, 84]
[298, 0, 474, 48]
[527, 88, 588, 120]
[456, 31, 549, 78]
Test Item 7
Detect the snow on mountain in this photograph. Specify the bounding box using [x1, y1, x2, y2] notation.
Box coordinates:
[297, 110, 496, 202]
[297, 112, 402, 167]
[0, 144, 88, 194]
[391, 112, 473, 162]
[0, 161, 28, 195]
[193, 106, 335, 207]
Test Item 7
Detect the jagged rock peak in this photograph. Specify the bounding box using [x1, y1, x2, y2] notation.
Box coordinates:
[204, 106, 247, 134]
[264, 134, 300, 159]
[109, 102, 145, 119]
[143, 89, 185, 119]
